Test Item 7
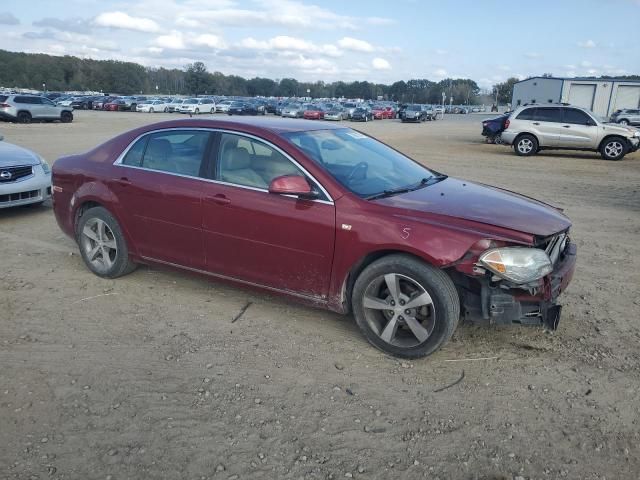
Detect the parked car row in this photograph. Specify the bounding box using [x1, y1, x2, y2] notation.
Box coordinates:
[482, 103, 640, 161]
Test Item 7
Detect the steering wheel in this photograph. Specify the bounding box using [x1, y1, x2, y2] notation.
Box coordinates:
[347, 161, 368, 183]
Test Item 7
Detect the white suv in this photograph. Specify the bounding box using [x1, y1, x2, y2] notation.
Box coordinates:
[501, 104, 640, 161]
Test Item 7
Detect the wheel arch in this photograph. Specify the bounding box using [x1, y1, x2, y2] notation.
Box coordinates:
[339, 249, 443, 314]
[71, 186, 139, 257]
[598, 134, 628, 152]
[513, 131, 539, 146]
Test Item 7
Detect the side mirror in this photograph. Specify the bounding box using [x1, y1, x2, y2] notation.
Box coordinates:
[269, 175, 317, 199]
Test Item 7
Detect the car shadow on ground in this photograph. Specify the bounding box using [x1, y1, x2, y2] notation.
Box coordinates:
[0, 201, 51, 219]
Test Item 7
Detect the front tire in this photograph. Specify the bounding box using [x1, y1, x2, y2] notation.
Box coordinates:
[60, 111, 73, 123]
[600, 137, 627, 161]
[76, 206, 137, 278]
[352, 254, 459, 358]
[195, 108, 200, 114]
[149, 107, 154, 113]
[514, 134, 538, 156]
[618, 119, 629, 126]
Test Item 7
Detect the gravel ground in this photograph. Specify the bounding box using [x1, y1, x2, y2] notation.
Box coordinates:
[1, 111, 639, 480]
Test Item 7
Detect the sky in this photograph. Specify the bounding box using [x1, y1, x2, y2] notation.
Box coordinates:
[1, 0, 639, 89]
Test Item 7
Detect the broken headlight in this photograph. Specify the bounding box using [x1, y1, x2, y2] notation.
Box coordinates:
[479, 247, 552, 284]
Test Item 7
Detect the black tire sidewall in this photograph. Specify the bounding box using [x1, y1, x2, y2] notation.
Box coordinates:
[76, 206, 134, 278]
[18, 112, 31, 124]
[352, 255, 460, 358]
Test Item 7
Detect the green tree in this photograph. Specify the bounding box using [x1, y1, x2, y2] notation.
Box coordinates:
[185, 61, 210, 96]
[492, 77, 519, 105]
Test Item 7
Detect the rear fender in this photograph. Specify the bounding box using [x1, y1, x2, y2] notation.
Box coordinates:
[71, 181, 139, 256]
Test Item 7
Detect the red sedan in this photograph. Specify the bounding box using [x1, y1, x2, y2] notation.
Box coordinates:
[372, 106, 394, 120]
[52, 118, 576, 358]
[303, 107, 325, 120]
[103, 99, 126, 111]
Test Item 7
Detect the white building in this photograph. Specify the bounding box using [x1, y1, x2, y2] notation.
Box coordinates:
[512, 77, 640, 118]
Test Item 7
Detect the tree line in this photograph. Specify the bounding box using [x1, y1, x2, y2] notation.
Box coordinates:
[1, 49, 480, 102]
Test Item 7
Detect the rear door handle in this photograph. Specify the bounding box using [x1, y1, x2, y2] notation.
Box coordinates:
[532, 122, 540, 125]
[115, 177, 131, 186]
[562, 125, 571, 128]
[206, 194, 231, 206]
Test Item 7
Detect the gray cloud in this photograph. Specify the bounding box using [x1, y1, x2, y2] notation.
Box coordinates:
[33, 17, 92, 34]
[0, 12, 20, 25]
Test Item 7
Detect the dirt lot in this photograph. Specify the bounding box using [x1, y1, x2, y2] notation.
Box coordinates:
[1, 111, 639, 480]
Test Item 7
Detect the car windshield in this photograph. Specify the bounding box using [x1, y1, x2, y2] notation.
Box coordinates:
[283, 128, 440, 198]
[343, 103, 357, 108]
[230, 101, 244, 107]
[407, 105, 421, 111]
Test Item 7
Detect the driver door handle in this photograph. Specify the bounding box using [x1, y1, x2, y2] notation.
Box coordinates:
[562, 125, 571, 128]
[532, 122, 540, 125]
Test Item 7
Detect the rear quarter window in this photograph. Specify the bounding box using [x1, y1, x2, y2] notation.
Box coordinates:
[516, 108, 536, 120]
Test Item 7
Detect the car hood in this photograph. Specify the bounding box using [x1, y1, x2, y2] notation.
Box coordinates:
[0, 141, 40, 166]
[601, 123, 638, 136]
[375, 177, 571, 237]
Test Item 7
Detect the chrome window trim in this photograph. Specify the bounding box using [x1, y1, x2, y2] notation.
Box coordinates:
[113, 127, 334, 204]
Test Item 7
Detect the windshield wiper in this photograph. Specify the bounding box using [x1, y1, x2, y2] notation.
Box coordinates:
[366, 175, 446, 201]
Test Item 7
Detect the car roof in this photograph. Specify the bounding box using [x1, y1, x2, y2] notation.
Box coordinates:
[136, 117, 345, 134]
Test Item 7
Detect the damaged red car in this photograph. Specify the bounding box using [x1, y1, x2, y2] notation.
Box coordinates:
[51, 118, 576, 358]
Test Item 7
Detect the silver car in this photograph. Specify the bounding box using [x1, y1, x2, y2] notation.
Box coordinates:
[610, 109, 640, 126]
[281, 103, 304, 118]
[501, 104, 640, 161]
[0, 94, 73, 124]
[0, 136, 52, 208]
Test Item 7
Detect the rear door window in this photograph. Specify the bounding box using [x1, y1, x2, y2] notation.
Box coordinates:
[534, 108, 561, 122]
[141, 130, 211, 177]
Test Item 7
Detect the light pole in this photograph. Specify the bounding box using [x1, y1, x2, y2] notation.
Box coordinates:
[449, 96, 453, 112]
[441, 91, 445, 118]
[155, 85, 159, 95]
[42, 82, 46, 93]
[306, 88, 311, 99]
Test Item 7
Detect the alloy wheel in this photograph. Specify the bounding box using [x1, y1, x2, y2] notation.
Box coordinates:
[80, 218, 118, 272]
[604, 141, 624, 158]
[362, 273, 436, 347]
[517, 138, 533, 154]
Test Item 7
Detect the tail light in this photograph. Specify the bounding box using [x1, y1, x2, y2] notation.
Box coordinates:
[0, 103, 10, 109]
[504, 119, 510, 129]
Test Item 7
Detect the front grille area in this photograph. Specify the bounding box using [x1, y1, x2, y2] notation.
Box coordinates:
[0, 165, 33, 183]
[0, 189, 40, 203]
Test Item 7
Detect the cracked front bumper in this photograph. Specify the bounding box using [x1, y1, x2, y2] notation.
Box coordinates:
[461, 242, 577, 330]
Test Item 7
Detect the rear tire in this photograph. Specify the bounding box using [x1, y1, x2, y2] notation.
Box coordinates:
[514, 134, 538, 156]
[618, 119, 629, 126]
[76, 206, 137, 279]
[352, 254, 459, 358]
[17, 111, 32, 124]
[600, 137, 627, 161]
